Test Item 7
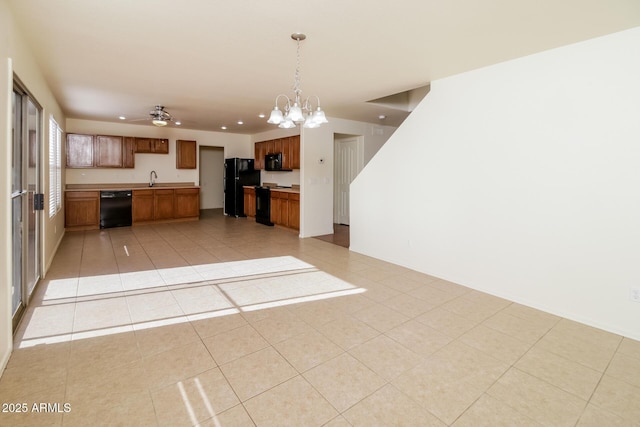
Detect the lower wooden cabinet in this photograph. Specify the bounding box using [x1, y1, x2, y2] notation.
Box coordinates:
[65, 191, 100, 228]
[174, 188, 200, 218]
[288, 192, 300, 230]
[269, 190, 299, 230]
[154, 189, 175, 220]
[133, 187, 199, 223]
[132, 189, 154, 222]
[243, 187, 256, 217]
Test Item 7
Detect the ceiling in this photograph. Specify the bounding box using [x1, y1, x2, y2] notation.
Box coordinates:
[7, 0, 640, 134]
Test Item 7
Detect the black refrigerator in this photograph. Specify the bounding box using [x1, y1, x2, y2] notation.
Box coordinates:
[224, 158, 260, 217]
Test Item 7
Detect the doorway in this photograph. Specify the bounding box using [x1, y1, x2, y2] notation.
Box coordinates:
[199, 146, 225, 214]
[334, 134, 363, 226]
[12, 81, 42, 331]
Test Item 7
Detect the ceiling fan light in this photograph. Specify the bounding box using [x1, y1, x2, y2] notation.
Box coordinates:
[267, 107, 283, 124]
[152, 119, 167, 127]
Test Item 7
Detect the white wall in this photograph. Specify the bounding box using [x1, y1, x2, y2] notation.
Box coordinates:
[66, 119, 252, 186]
[351, 27, 640, 340]
[300, 118, 396, 237]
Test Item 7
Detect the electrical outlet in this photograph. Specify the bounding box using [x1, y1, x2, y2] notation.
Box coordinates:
[630, 287, 640, 303]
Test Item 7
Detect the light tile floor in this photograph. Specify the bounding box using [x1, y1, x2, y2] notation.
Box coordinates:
[1, 211, 639, 426]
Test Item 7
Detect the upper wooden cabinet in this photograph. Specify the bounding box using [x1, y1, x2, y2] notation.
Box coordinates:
[176, 140, 197, 169]
[66, 133, 94, 168]
[254, 135, 300, 170]
[94, 135, 123, 167]
[123, 137, 136, 168]
[134, 137, 169, 154]
[67, 133, 135, 169]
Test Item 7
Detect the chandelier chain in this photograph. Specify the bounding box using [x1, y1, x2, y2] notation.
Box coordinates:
[292, 38, 302, 100]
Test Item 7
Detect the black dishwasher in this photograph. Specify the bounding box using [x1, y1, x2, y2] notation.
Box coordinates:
[100, 190, 132, 229]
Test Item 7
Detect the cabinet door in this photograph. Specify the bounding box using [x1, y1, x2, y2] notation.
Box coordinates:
[255, 142, 265, 169]
[154, 139, 169, 154]
[95, 135, 124, 167]
[174, 188, 200, 218]
[279, 192, 289, 227]
[290, 135, 300, 169]
[265, 140, 275, 155]
[243, 187, 256, 217]
[154, 189, 174, 220]
[288, 193, 300, 230]
[66, 134, 94, 168]
[123, 137, 135, 168]
[270, 193, 280, 225]
[134, 137, 153, 153]
[65, 191, 100, 227]
[176, 140, 197, 169]
[132, 189, 154, 222]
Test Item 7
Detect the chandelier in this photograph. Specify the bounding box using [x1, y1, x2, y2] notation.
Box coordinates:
[267, 33, 328, 129]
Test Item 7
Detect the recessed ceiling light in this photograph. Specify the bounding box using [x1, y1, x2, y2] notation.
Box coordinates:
[258, 114, 265, 118]
[118, 116, 126, 120]
[221, 126, 227, 130]
[237, 121, 244, 125]
[378, 115, 386, 120]
[175, 121, 181, 125]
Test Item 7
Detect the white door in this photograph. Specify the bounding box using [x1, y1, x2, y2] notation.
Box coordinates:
[334, 137, 363, 225]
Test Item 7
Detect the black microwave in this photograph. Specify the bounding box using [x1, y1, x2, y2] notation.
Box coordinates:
[265, 153, 291, 171]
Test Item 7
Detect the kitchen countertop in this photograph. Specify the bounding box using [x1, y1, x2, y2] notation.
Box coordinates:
[243, 185, 300, 194]
[66, 182, 199, 191]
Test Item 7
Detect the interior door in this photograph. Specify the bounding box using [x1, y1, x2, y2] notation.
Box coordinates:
[334, 136, 363, 225]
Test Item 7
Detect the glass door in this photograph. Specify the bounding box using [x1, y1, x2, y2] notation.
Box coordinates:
[11, 89, 25, 328]
[26, 98, 41, 296]
[12, 82, 42, 331]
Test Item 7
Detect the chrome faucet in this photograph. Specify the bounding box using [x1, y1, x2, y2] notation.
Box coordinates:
[149, 170, 158, 187]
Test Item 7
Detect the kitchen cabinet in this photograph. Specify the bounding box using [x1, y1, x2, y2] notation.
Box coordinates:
[288, 192, 300, 230]
[270, 191, 289, 227]
[254, 135, 300, 170]
[134, 137, 169, 154]
[66, 134, 94, 168]
[66, 133, 135, 168]
[133, 187, 199, 223]
[123, 137, 136, 168]
[243, 187, 256, 217]
[94, 135, 123, 167]
[176, 140, 197, 169]
[154, 189, 175, 220]
[290, 135, 301, 169]
[132, 189, 154, 222]
[174, 188, 200, 218]
[65, 191, 100, 228]
[269, 190, 299, 230]
[254, 141, 266, 170]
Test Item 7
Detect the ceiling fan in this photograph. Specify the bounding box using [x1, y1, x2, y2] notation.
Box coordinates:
[149, 105, 173, 127]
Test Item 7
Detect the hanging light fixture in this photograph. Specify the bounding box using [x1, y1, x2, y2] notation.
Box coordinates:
[267, 33, 328, 129]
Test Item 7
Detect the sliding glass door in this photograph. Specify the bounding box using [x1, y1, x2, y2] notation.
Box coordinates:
[12, 82, 42, 331]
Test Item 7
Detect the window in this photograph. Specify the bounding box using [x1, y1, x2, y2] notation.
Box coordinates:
[48, 115, 62, 217]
